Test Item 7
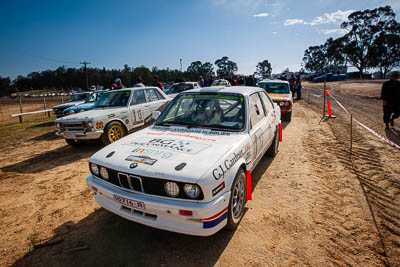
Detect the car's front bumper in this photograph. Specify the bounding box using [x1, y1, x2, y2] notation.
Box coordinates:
[86, 175, 230, 236]
[56, 130, 103, 140]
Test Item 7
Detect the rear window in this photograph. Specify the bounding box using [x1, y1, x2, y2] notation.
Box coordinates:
[259, 83, 290, 94]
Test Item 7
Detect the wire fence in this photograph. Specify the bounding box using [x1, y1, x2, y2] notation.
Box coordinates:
[0, 95, 70, 123]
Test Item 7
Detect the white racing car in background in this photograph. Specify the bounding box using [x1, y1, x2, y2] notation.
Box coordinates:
[86, 86, 281, 236]
[55, 87, 170, 146]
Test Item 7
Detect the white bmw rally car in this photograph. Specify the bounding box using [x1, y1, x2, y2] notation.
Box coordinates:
[87, 86, 281, 236]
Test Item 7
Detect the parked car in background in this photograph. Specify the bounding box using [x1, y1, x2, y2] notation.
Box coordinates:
[258, 80, 293, 121]
[86, 86, 281, 236]
[52, 92, 90, 118]
[167, 82, 201, 98]
[210, 79, 231, 87]
[55, 87, 170, 146]
[63, 90, 108, 116]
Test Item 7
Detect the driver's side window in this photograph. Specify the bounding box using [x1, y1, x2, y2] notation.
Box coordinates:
[130, 90, 146, 105]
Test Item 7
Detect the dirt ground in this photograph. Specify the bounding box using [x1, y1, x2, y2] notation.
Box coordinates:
[0, 85, 399, 266]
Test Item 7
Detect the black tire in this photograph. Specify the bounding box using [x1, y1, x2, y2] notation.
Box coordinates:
[284, 112, 292, 121]
[101, 121, 127, 145]
[266, 126, 279, 157]
[65, 138, 83, 147]
[226, 168, 246, 230]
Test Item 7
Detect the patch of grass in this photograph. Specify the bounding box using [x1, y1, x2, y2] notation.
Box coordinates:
[0, 116, 60, 149]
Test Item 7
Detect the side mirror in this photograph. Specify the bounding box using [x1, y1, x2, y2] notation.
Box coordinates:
[152, 111, 161, 120]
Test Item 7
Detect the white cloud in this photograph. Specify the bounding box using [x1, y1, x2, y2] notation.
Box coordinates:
[272, 31, 278, 34]
[253, 12, 269, 17]
[320, 28, 349, 35]
[284, 19, 304, 26]
[309, 10, 355, 26]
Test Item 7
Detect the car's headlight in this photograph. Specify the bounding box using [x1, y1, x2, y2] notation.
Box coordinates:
[56, 122, 62, 129]
[68, 110, 75, 115]
[100, 167, 109, 180]
[184, 184, 200, 199]
[87, 121, 93, 128]
[279, 101, 285, 106]
[164, 182, 180, 197]
[90, 163, 99, 176]
[284, 102, 290, 106]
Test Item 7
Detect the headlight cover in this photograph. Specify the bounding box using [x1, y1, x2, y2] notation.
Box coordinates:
[56, 122, 62, 129]
[68, 110, 75, 115]
[284, 102, 290, 106]
[87, 121, 94, 128]
[279, 101, 285, 106]
[100, 166, 109, 180]
[184, 184, 200, 199]
[164, 182, 180, 197]
[90, 163, 99, 176]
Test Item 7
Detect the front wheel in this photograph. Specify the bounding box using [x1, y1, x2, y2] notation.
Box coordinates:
[65, 138, 83, 147]
[101, 121, 127, 145]
[226, 169, 246, 230]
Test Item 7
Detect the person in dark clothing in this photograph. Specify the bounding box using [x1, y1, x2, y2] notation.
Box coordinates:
[295, 74, 302, 100]
[152, 75, 164, 90]
[288, 75, 296, 97]
[380, 71, 400, 129]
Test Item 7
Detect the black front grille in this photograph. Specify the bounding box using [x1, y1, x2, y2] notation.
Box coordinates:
[90, 164, 204, 200]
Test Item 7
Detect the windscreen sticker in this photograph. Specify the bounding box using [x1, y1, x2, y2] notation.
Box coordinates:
[124, 137, 211, 154]
[125, 155, 157, 165]
[151, 126, 231, 136]
[147, 131, 217, 142]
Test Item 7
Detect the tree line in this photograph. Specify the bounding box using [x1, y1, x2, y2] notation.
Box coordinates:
[0, 56, 272, 96]
[303, 5, 400, 78]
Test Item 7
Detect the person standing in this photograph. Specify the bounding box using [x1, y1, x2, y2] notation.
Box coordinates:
[380, 71, 400, 129]
[112, 78, 124, 90]
[288, 74, 295, 97]
[152, 75, 164, 90]
[295, 74, 302, 100]
[134, 77, 145, 87]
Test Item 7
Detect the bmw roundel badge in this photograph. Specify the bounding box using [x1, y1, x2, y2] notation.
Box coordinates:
[130, 162, 138, 169]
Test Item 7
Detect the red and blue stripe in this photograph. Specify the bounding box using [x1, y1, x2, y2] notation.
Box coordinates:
[202, 207, 228, 229]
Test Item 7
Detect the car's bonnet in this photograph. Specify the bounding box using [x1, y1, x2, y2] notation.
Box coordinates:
[90, 126, 246, 184]
[54, 101, 82, 109]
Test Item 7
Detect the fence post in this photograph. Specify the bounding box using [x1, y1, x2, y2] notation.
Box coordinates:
[18, 94, 23, 123]
[44, 96, 50, 117]
[61, 95, 64, 103]
[350, 114, 353, 159]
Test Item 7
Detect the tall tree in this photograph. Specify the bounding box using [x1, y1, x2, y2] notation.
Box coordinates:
[256, 60, 272, 78]
[340, 6, 397, 77]
[303, 45, 327, 72]
[214, 56, 238, 78]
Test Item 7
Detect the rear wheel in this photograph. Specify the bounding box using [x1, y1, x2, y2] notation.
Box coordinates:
[266, 126, 279, 157]
[101, 121, 127, 145]
[284, 112, 292, 121]
[226, 168, 246, 230]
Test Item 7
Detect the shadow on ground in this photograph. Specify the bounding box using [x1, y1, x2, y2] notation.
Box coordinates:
[1, 142, 102, 174]
[12, 151, 275, 267]
[385, 127, 400, 147]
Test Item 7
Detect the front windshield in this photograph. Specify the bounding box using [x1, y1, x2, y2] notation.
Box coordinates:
[94, 90, 131, 107]
[156, 93, 245, 130]
[168, 84, 194, 94]
[85, 92, 99, 103]
[259, 83, 290, 94]
[68, 93, 88, 102]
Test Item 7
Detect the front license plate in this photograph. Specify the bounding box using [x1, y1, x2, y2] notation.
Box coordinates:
[65, 133, 75, 139]
[113, 194, 145, 210]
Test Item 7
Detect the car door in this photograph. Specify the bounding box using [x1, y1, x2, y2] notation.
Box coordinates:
[144, 88, 168, 115]
[129, 89, 148, 128]
[258, 91, 276, 148]
[249, 93, 268, 165]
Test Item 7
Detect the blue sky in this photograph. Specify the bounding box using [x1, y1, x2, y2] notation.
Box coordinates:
[0, 0, 399, 79]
